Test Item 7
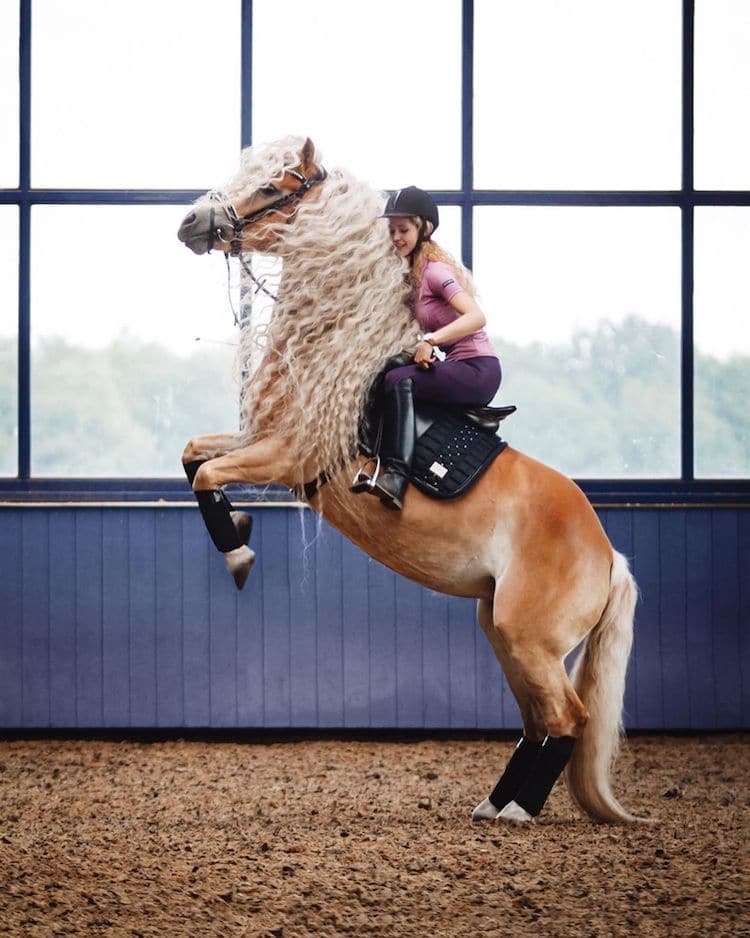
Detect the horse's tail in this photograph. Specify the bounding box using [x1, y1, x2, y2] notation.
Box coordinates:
[565, 549, 639, 823]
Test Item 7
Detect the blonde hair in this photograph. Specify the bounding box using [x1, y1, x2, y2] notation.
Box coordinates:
[409, 226, 476, 298]
[207, 137, 419, 492]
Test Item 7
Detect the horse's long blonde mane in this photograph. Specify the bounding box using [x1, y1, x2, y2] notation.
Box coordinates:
[223, 137, 419, 490]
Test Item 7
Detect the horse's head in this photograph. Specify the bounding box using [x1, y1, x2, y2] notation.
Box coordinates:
[177, 136, 326, 256]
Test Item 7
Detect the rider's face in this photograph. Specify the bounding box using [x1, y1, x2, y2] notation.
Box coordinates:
[388, 218, 420, 257]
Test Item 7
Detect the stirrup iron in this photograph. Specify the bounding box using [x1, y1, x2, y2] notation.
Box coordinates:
[350, 456, 381, 493]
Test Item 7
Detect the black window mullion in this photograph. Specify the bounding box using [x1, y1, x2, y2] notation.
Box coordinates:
[682, 0, 695, 481]
[241, 0, 252, 149]
[461, 0, 474, 271]
[17, 0, 31, 481]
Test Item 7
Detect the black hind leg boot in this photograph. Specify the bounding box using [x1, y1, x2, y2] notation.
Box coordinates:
[371, 378, 415, 511]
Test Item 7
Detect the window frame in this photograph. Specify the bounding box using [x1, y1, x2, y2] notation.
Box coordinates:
[1, 0, 748, 505]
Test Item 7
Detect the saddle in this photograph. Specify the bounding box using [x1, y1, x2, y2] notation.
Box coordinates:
[360, 368, 516, 500]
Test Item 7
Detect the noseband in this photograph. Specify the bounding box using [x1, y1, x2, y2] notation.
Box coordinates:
[205, 166, 328, 256]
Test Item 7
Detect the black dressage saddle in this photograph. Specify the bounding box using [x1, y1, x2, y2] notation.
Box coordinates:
[361, 356, 516, 500]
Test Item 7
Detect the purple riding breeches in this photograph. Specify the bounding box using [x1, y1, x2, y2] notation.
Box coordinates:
[383, 356, 502, 406]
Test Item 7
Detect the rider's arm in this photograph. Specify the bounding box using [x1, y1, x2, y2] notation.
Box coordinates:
[415, 291, 487, 365]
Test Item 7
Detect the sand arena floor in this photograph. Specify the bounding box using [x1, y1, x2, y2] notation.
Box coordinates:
[0, 733, 746, 937]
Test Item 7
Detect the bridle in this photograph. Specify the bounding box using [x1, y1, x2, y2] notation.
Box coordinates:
[205, 165, 328, 258]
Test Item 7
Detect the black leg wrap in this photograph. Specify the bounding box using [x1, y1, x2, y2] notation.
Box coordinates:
[183, 459, 206, 487]
[488, 736, 544, 811]
[513, 735, 576, 817]
[195, 489, 243, 553]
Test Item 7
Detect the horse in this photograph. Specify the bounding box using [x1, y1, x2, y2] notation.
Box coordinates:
[177, 136, 639, 825]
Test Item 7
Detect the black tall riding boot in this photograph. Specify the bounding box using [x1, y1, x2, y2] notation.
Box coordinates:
[371, 378, 415, 511]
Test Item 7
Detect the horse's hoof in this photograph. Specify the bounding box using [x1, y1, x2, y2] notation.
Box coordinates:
[230, 511, 252, 546]
[496, 800, 534, 824]
[223, 545, 255, 590]
[471, 797, 501, 821]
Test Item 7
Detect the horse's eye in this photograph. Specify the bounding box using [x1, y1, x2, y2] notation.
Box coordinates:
[259, 186, 277, 197]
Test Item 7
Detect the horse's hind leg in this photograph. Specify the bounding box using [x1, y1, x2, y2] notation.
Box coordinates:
[472, 599, 545, 821]
[474, 598, 590, 823]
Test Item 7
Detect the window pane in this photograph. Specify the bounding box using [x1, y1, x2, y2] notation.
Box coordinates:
[0, 2, 19, 186]
[32, 0, 240, 188]
[31, 206, 239, 476]
[695, 1, 750, 189]
[253, 0, 461, 189]
[474, 1, 681, 189]
[474, 207, 681, 478]
[694, 208, 750, 478]
[0, 208, 18, 476]
[435, 206, 462, 266]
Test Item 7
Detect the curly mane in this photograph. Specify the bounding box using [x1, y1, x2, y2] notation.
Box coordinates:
[220, 137, 419, 490]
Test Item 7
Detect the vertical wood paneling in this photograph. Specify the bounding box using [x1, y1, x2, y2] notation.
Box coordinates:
[395, 578, 424, 728]
[342, 534, 371, 727]
[102, 510, 130, 726]
[711, 512, 742, 727]
[287, 511, 317, 726]
[75, 511, 103, 726]
[21, 512, 49, 726]
[685, 511, 716, 728]
[208, 535, 238, 728]
[181, 510, 211, 726]
[422, 589, 450, 727]
[49, 511, 77, 726]
[367, 557, 397, 727]
[659, 511, 690, 727]
[0, 505, 748, 730]
[740, 512, 750, 728]
[154, 510, 184, 726]
[0, 512, 24, 726]
[260, 510, 290, 726]
[128, 512, 157, 727]
[236, 511, 265, 727]
[448, 597, 477, 728]
[315, 522, 344, 727]
[631, 510, 663, 728]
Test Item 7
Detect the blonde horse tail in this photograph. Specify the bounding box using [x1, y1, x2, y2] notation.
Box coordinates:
[565, 550, 639, 823]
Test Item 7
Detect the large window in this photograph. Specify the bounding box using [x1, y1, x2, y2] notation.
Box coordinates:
[1, 0, 748, 501]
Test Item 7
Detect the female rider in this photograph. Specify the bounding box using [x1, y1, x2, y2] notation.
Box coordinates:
[353, 186, 501, 510]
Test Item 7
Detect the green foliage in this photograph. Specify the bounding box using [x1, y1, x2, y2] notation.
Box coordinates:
[0, 316, 747, 479]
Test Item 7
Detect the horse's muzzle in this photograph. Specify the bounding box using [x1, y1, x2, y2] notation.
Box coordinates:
[177, 205, 221, 255]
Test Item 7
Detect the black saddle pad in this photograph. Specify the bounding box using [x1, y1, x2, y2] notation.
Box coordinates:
[409, 410, 507, 499]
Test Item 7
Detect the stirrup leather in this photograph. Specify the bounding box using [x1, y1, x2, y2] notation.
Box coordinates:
[350, 456, 381, 493]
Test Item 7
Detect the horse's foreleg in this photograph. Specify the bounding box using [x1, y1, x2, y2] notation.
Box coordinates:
[182, 433, 254, 585]
[190, 437, 293, 589]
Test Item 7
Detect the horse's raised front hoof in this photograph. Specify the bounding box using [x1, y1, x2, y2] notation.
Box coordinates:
[471, 797, 501, 822]
[230, 510, 252, 546]
[496, 800, 534, 824]
[223, 545, 255, 590]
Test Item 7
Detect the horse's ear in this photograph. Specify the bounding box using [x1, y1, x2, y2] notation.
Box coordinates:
[301, 137, 316, 171]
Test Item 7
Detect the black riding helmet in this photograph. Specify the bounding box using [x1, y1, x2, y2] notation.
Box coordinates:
[381, 186, 440, 233]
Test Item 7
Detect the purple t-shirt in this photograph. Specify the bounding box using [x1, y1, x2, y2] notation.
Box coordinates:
[414, 261, 498, 362]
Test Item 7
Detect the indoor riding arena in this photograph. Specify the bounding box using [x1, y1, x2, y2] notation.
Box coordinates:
[1, 2, 748, 937]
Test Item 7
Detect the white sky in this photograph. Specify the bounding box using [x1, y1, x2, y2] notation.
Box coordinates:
[0, 0, 749, 360]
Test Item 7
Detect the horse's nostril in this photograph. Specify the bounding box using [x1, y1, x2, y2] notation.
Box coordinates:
[183, 212, 197, 226]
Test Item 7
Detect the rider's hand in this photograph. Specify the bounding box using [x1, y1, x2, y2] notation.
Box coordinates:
[414, 339, 436, 370]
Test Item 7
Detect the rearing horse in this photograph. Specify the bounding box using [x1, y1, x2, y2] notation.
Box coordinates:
[177, 136, 639, 824]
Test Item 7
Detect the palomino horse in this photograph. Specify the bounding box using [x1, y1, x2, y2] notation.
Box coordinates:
[177, 136, 639, 824]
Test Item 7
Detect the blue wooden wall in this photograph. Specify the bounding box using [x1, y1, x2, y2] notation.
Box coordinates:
[0, 505, 747, 730]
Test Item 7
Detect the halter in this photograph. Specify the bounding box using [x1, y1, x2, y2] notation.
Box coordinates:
[205, 165, 328, 257]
